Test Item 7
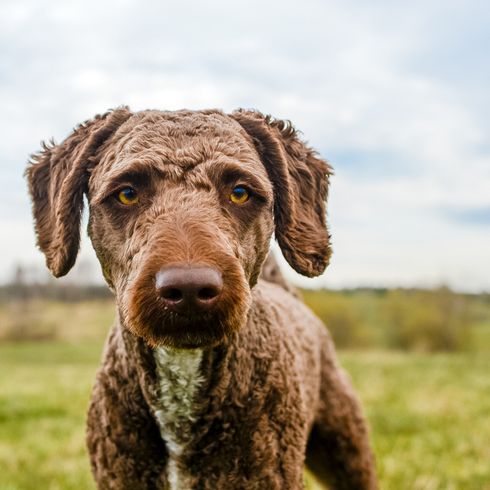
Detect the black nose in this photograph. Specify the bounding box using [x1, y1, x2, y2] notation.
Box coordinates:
[156, 265, 223, 313]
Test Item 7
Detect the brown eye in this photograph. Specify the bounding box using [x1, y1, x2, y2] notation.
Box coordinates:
[230, 186, 249, 204]
[117, 187, 139, 205]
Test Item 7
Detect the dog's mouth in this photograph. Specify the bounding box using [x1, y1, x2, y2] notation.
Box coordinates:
[123, 261, 251, 349]
[149, 308, 231, 349]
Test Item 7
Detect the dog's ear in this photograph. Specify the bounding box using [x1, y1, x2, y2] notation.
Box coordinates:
[231, 110, 333, 277]
[26, 108, 132, 277]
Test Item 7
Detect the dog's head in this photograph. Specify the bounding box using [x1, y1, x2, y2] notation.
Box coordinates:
[26, 108, 332, 348]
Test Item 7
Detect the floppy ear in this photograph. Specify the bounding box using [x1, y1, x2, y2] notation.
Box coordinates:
[231, 109, 333, 277]
[26, 108, 132, 277]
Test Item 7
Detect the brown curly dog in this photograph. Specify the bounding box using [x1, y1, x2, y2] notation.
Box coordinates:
[26, 107, 377, 489]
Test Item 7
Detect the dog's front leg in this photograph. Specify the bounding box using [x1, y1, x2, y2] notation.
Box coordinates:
[86, 325, 168, 490]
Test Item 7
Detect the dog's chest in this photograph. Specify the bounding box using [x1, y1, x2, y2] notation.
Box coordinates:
[152, 347, 204, 489]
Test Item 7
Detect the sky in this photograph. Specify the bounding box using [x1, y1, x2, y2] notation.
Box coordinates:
[1, 0, 489, 291]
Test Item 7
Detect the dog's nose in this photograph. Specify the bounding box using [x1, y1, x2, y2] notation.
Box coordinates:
[156, 266, 223, 313]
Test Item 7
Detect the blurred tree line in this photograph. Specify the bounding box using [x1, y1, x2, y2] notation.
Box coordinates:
[1, 263, 489, 352]
[0, 263, 112, 302]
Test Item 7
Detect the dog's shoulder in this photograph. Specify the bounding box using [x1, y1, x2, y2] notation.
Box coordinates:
[250, 279, 328, 340]
[251, 278, 314, 314]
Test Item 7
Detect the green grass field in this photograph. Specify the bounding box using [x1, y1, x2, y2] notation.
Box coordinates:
[1, 300, 490, 489]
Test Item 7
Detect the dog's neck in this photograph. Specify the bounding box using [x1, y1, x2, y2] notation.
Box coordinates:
[152, 346, 204, 454]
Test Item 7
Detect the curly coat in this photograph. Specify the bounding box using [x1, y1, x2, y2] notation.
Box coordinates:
[26, 107, 377, 489]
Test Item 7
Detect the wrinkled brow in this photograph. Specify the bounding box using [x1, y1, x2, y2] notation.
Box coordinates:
[89, 160, 166, 204]
[212, 163, 273, 202]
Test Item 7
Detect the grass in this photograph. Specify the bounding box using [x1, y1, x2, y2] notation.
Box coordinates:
[342, 352, 490, 489]
[0, 342, 99, 490]
[1, 300, 490, 489]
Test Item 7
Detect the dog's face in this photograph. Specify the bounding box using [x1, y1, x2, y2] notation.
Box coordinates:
[26, 108, 332, 349]
[88, 111, 273, 347]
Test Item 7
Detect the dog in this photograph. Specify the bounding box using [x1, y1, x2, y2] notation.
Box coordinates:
[26, 107, 377, 489]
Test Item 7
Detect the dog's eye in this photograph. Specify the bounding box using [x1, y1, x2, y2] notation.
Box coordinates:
[230, 186, 249, 205]
[117, 187, 139, 205]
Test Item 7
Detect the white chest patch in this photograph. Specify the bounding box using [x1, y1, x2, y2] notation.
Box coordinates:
[153, 347, 204, 490]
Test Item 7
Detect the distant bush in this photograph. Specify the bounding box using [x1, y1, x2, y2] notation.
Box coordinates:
[385, 287, 472, 352]
[302, 290, 373, 348]
[303, 286, 481, 352]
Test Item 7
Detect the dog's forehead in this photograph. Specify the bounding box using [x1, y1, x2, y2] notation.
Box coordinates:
[125, 110, 247, 145]
[98, 109, 261, 174]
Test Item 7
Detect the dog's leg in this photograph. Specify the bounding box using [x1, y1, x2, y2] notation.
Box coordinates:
[86, 325, 168, 489]
[305, 336, 377, 490]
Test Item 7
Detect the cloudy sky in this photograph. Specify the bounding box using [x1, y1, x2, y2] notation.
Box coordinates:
[1, 0, 489, 291]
